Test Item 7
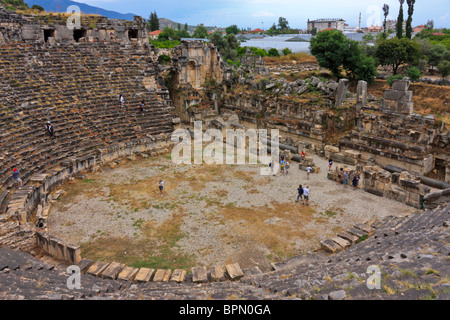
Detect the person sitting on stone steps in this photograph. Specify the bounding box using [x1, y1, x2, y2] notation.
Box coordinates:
[139, 100, 145, 113]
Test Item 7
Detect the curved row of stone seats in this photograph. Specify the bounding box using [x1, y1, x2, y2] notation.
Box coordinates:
[239, 204, 449, 300]
[0, 205, 447, 300]
[0, 42, 175, 198]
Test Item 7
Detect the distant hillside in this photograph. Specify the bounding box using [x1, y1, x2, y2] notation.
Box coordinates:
[23, 0, 137, 20]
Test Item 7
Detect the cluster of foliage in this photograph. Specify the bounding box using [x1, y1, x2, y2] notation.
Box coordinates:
[157, 26, 189, 41]
[1, 0, 29, 10]
[208, 31, 240, 62]
[310, 29, 377, 84]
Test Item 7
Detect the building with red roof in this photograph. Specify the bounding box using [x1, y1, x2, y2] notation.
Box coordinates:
[149, 30, 163, 40]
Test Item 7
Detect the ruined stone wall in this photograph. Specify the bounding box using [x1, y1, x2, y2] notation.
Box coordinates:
[0, 5, 148, 44]
[339, 78, 448, 176]
[172, 40, 225, 90]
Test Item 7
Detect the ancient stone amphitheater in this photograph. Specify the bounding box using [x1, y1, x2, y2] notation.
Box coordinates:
[0, 5, 448, 302]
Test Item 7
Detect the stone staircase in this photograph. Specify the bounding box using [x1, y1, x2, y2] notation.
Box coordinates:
[0, 204, 447, 300]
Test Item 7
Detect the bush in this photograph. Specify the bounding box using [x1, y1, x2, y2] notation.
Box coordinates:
[387, 74, 404, 87]
[281, 48, 293, 55]
[31, 4, 44, 11]
[268, 48, 280, 57]
[406, 66, 422, 82]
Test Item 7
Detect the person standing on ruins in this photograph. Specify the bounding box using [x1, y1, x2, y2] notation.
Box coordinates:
[139, 100, 145, 113]
[328, 159, 333, 171]
[343, 170, 349, 188]
[285, 160, 290, 175]
[352, 172, 360, 189]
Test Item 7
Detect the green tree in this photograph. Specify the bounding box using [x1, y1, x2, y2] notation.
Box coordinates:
[376, 37, 422, 74]
[396, 0, 405, 38]
[405, 0, 415, 40]
[382, 4, 389, 35]
[158, 27, 180, 41]
[437, 60, 450, 80]
[226, 25, 239, 35]
[193, 24, 208, 38]
[278, 17, 289, 30]
[310, 29, 377, 83]
[310, 29, 348, 78]
[310, 27, 317, 36]
[208, 32, 240, 63]
[184, 23, 188, 32]
[427, 44, 449, 70]
[148, 11, 160, 31]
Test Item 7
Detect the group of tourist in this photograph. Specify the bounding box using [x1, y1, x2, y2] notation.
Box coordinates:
[296, 184, 310, 205]
[336, 166, 360, 189]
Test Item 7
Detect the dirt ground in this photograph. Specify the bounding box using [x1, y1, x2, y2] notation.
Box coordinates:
[47, 149, 417, 272]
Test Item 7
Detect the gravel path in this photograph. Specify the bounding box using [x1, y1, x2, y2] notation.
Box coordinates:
[48, 151, 416, 271]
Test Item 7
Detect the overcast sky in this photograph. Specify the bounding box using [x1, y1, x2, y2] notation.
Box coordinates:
[73, 0, 449, 29]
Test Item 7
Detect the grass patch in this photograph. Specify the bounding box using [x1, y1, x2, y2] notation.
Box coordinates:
[81, 210, 196, 270]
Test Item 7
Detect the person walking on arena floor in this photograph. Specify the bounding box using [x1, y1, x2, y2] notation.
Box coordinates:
[303, 186, 310, 205]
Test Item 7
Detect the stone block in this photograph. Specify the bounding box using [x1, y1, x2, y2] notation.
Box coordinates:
[117, 267, 139, 282]
[101, 262, 125, 280]
[347, 227, 368, 239]
[399, 178, 420, 190]
[392, 79, 410, 91]
[337, 231, 359, 244]
[134, 268, 154, 282]
[320, 239, 342, 253]
[171, 269, 187, 283]
[153, 269, 171, 282]
[354, 223, 375, 236]
[406, 191, 421, 208]
[86, 261, 110, 277]
[331, 237, 351, 249]
[344, 150, 361, 159]
[210, 266, 226, 282]
[383, 89, 413, 102]
[65, 245, 81, 264]
[192, 266, 208, 283]
[356, 80, 367, 108]
[77, 259, 94, 273]
[335, 79, 349, 107]
[225, 263, 245, 280]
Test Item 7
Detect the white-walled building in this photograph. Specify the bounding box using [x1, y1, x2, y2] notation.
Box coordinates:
[307, 18, 345, 32]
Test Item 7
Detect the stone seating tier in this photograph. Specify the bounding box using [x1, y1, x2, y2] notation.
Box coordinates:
[0, 42, 175, 195]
